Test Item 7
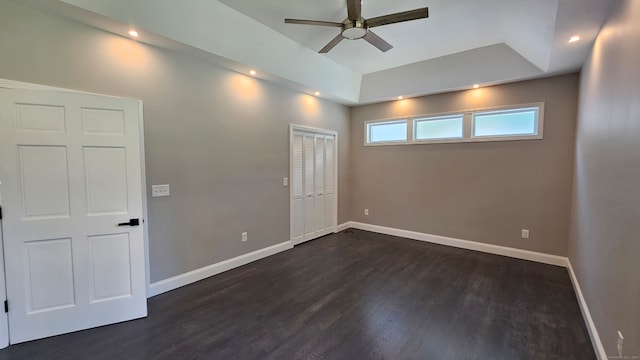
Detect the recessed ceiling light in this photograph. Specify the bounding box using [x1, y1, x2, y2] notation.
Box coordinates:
[473, 84, 480, 89]
[569, 35, 581, 43]
[314, 91, 320, 96]
[397, 96, 404, 100]
[128, 30, 139, 37]
[249, 70, 256, 76]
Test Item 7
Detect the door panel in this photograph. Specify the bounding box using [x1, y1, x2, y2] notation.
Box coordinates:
[314, 136, 325, 233]
[16, 104, 66, 133]
[18, 146, 70, 219]
[291, 135, 304, 243]
[314, 194, 325, 232]
[0, 89, 147, 344]
[303, 135, 314, 198]
[84, 147, 128, 215]
[88, 233, 132, 302]
[25, 238, 75, 313]
[314, 137, 324, 195]
[81, 108, 125, 135]
[324, 193, 335, 230]
[303, 135, 315, 238]
[324, 137, 336, 233]
[292, 198, 304, 241]
[304, 196, 315, 239]
[292, 135, 303, 198]
[325, 137, 335, 192]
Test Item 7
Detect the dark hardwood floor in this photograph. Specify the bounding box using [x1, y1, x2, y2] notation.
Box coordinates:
[0, 229, 595, 360]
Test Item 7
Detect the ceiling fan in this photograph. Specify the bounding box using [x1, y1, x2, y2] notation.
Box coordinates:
[285, 0, 429, 53]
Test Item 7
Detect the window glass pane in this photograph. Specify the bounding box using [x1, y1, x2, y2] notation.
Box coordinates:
[368, 121, 407, 143]
[473, 108, 538, 137]
[415, 116, 463, 140]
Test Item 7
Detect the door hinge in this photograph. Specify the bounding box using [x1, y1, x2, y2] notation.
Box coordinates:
[4, 300, 7, 313]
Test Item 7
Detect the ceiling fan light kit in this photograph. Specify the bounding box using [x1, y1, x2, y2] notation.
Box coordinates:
[342, 20, 367, 40]
[285, 0, 429, 53]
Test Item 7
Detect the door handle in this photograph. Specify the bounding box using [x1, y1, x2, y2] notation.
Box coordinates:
[117, 218, 140, 227]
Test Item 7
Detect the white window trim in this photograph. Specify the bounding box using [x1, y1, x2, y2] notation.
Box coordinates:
[471, 105, 543, 141]
[413, 114, 465, 142]
[364, 119, 408, 145]
[364, 102, 544, 146]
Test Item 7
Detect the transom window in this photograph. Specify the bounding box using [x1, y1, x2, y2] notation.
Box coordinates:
[366, 119, 407, 143]
[364, 103, 544, 146]
[473, 107, 540, 138]
[414, 115, 464, 141]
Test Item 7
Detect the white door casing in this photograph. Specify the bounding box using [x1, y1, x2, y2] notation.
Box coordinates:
[0, 189, 8, 349]
[290, 125, 337, 245]
[0, 89, 147, 344]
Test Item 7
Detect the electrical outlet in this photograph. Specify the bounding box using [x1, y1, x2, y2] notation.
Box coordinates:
[364, 209, 369, 216]
[521, 229, 530, 239]
[617, 331, 624, 357]
[241, 232, 248, 242]
[151, 184, 170, 197]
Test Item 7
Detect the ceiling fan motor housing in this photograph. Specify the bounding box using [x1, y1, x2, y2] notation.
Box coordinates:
[342, 19, 367, 39]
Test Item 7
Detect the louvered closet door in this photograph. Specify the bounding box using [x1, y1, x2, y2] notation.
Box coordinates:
[290, 129, 337, 245]
[313, 135, 325, 237]
[291, 133, 304, 244]
[303, 134, 316, 240]
[323, 136, 336, 232]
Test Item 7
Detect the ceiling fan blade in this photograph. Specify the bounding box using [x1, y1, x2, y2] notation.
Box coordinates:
[363, 31, 393, 52]
[347, 0, 362, 21]
[366, 7, 429, 28]
[319, 33, 345, 53]
[285, 19, 343, 27]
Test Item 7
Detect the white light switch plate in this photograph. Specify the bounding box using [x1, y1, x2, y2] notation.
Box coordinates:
[152, 184, 170, 197]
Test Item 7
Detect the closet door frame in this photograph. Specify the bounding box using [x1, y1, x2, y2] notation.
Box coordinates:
[289, 125, 338, 245]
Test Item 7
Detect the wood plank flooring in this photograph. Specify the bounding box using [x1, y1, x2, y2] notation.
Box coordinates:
[0, 229, 595, 359]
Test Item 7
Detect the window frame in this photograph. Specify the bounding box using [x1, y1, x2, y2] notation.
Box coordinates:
[413, 114, 465, 143]
[471, 105, 543, 141]
[365, 119, 409, 145]
[363, 102, 544, 146]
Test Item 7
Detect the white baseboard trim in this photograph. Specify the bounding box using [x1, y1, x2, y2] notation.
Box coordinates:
[336, 222, 352, 232]
[567, 260, 607, 360]
[148, 241, 293, 297]
[147, 222, 604, 358]
[340, 222, 606, 357]
[346, 222, 569, 267]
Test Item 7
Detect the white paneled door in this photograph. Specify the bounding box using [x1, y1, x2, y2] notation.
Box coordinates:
[290, 127, 337, 245]
[0, 89, 147, 344]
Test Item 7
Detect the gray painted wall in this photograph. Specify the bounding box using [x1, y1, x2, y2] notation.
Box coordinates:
[3, 5, 636, 356]
[569, 0, 640, 355]
[0, 1, 351, 283]
[350, 74, 579, 256]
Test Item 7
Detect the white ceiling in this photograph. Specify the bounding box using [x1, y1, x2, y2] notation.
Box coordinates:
[14, 0, 614, 104]
[220, 0, 553, 74]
